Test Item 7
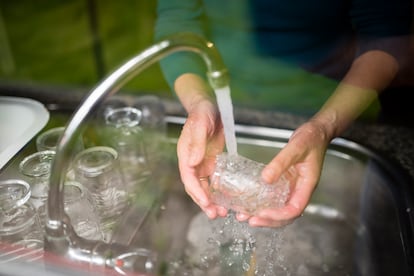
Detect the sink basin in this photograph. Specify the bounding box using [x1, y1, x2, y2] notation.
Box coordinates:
[118, 116, 414, 276]
[0, 111, 413, 276]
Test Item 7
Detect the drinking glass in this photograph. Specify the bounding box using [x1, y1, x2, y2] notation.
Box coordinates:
[18, 150, 55, 225]
[35, 126, 84, 153]
[95, 96, 128, 122]
[104, 106, 150, 193]
[132, 95, 167, 164]
[35, 126, 84, 181]
[209, 153, 296, 215]
[63, 181, 103, 241]
[0, 179, 31, 212]
[0, 179, 43, 246]
[132, 95, 166, 135]
[73, 146, 128, 242]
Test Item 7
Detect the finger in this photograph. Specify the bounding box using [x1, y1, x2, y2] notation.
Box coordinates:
[253, 172, 316, 223]
[236, 212, 251, 222]
[178, 164, 210, 208]
[248, 216, 294, 228]
[201, 205, 219, 219]
[261, 143, 303, 184]
[254, 203, 303, 222]
[216, 206, 228, 217]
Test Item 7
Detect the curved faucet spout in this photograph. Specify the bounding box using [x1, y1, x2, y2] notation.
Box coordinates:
[45, 32, 229, 269]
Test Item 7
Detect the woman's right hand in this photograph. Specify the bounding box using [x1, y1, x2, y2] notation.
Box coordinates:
[174, 73, 228, 219]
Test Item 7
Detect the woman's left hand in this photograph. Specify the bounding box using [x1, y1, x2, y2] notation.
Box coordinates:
[236, 119, 332, 227]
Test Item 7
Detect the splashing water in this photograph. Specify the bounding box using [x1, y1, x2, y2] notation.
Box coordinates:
[214, 86, 238, 156]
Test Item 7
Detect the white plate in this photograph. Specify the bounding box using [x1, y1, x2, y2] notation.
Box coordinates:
[0, 96, 49, 169]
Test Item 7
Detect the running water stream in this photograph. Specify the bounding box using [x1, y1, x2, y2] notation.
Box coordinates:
[213, 86, 238, 156]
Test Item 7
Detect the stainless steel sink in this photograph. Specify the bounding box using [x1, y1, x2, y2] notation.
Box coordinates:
[1, 111, 413, 276]
[108, 115, 414, 276]
[1, 31, 413, 275]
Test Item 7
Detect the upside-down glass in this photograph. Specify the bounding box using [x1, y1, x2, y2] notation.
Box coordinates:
[73, 146, 128, 242]
[63, 181, 103, 241]
[18, 150, 55, 225]
[36, 126, 84, 153]
[0, 179, 43, 247]
[132, 95, 166, 135]
[35, 126, 84, 181]
[110, 248, 158, 275]
[95, 96, 128, 122]
[132, 95, 167, 165]
[104, 106, 150, 194]
[209, 153, 296, 215]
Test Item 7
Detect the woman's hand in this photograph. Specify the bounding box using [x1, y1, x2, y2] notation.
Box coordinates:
[236, 118, 332, 227]
[174, 73, 227, 219]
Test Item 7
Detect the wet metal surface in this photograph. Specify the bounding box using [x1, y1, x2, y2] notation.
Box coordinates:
[0, 114, 413, 275]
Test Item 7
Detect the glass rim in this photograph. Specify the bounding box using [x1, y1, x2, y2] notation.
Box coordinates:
[0, 179, 31, 211]
[73, 146, 118, 176]
[105, 106, 142, 128]
[35, 126, 65, 151]
[18, 150, 56, 177]
[0, 202, 38, 235]
[63, 181, 86, 204]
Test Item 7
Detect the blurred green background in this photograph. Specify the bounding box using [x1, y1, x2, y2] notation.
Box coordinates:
[0, 0, 170, 97]
[0, 0, 385, 119]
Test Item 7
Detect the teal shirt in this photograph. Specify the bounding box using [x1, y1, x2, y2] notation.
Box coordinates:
[155, 0, 412, 114]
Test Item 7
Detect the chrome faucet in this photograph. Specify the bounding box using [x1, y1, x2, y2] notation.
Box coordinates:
[45, 32, 229, 274]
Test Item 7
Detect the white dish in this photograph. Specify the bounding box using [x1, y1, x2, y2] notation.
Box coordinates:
[0, 96, 49, 169]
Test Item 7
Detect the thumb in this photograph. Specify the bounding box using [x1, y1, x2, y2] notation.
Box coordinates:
[261, 144, 301, 184]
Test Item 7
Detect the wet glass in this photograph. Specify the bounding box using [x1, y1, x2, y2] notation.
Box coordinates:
[63, 181, 103, 241]
[132, 95, 166, 135]
[35, 126, 84, 181]
[210, 153, 295, 215]
[0, 179, 43, 247]
[104, 106, 150, 194]
[18, 150, 55, 225]
[132, 95, 167, 164]
[35, 126, 84, 153]
[95, 96, 129, 122]
[73, 146, 128, 242]
[0, 179, 31, 212]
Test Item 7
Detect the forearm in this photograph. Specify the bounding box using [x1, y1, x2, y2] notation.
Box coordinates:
[174, 73, 214, 113]
[312, 50, 399, 139]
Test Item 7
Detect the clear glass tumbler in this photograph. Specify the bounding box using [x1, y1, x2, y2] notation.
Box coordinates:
[35, 126, 84, 153]
[104, 106, 150, 193]
[132, 95, 166, 135]
[35, 126, 84, 181]
[63, 181, 103, 241]
[73, 146, 128, 242]
[0, 179, 43, 247]
[18, 150, 55, 225]
[209, 153, 295, 215]
[132, 95, 167, 164]
[95, 96, 128, 122]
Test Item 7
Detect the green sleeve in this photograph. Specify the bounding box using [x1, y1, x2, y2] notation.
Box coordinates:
[154, 0, 209, 88]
